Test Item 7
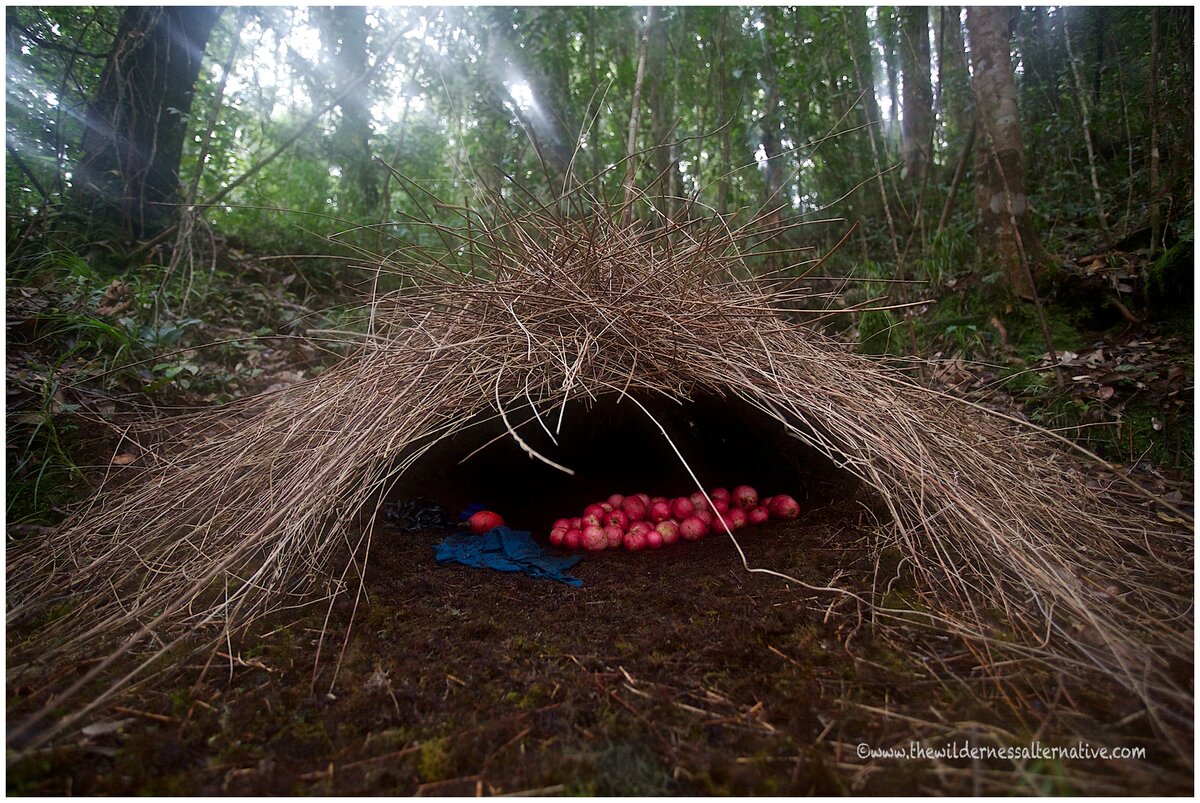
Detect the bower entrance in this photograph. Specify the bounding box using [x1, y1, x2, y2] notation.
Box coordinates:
[392, 392, 860, 534]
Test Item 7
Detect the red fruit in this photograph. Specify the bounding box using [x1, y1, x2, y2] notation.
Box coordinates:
[710, 487, 730, 503]
[644, 529, 664, 549]
[564, 528, 583, 549]
[712, 498, 730, 514]
[647, 500, 672, 523]
[732, 485, 759, 510]
[769, 494, 801, 520]
[621, 497, 647, 522]
[633, 493, 651, 507]
[600, 502, 614, 513]
[679, 516, 707, 541]
[553, 517, 571, 531]
[571, 517, 583, 530]
[623, 527, 647, 551]
[671, 496, 696, 520]
[628, 520, 654, 536]
[549, 527, 567, 546]
[728, 508, 748, 529]
[760, 496, 775, 511]
[605, 510, 630, 530]
[468, 510, 505, 534]
[689, 491, 708, 510]
[603, 524, 625, 548]
[655, 519, 680, 545]
[583, 503, 606, 520]
[693, 508, 714, 526]
[582, 513, 603, 528]
[607, 493, 625, 508]
[582, 525, 608, 551]
[747, 506, 770, 526]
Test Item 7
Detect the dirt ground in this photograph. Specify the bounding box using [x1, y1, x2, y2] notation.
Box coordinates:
[8, 491, 1186, 796]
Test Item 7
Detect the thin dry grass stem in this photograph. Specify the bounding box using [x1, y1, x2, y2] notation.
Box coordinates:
[6, 204, 1192, 772]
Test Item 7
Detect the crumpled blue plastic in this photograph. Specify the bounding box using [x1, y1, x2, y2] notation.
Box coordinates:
[435, 526, 583, 587]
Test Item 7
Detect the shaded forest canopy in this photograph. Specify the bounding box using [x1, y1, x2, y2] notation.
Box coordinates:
[6, 6, 1192, 260]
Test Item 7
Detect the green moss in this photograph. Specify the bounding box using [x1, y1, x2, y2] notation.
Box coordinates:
[858, 308, 904, 356]
[1145, 239, 1194, 320]
[417, 737, 450, 783]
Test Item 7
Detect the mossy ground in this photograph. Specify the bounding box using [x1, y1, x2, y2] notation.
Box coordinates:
[7, 496, 1182, 795]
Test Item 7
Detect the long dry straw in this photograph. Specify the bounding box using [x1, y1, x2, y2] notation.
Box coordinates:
[7, 205, 1193, 767]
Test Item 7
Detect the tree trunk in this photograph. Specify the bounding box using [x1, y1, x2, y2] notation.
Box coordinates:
[1063, 11, 1110, 242]
[938, 8, 974, 180]
[900, 7, 932, 183]
[646, 6, 676, 217]
[75, 6, 221, 238]
[1148, 8, 1161, 258]
[622, 6, 653, 216]
[315, 5, 378, 219]
[881, 9, 901, 152]
[715, 8, 731, 216]
[966, 5, 1044, 298]
[757, 9, 785, 214]
[847, 8, 884, 222]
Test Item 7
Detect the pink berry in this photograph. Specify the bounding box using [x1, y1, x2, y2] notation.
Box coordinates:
[605, 510, 629, 530]
[582, 525, 607, 551]
[732, 485, 759, 510]
[768, 494, 801, 520]
[621, 497, 647, 522]
[647, 500, 672, 523]
[623, 527, 646, 551]
[655, 519, 680, 545]
[680, 517, 707, 540]
[671, 497, 696, 520]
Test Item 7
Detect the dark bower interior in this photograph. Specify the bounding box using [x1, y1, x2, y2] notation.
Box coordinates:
[390, 391, 862, 535]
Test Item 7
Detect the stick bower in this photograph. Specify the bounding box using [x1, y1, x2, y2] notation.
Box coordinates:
[8, 209, 1193, 765]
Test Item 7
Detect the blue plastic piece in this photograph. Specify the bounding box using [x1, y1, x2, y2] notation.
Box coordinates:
[435, 527, 583, 587]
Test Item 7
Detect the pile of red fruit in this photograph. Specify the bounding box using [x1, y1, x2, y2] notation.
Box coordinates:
[548, 485, 799, 552]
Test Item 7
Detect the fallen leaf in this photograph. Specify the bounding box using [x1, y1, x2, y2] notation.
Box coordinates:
[111, 454, 137, 465]
[81, 719, 133, 738]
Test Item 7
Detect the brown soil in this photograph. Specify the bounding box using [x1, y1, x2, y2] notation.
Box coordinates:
[8, 493, 1182, 796]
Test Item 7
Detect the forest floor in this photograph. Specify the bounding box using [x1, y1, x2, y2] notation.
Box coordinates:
[6, 239, 1194, 795]
[7, 497, 1189, 795]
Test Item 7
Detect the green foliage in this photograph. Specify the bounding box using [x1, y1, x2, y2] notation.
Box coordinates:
[6, 243, 223, 521]
[911, 224, 974, 294]
[1145, 237, 1194, 320]
[7, 6, 1191, 279]
[853, 260, 906, 356]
